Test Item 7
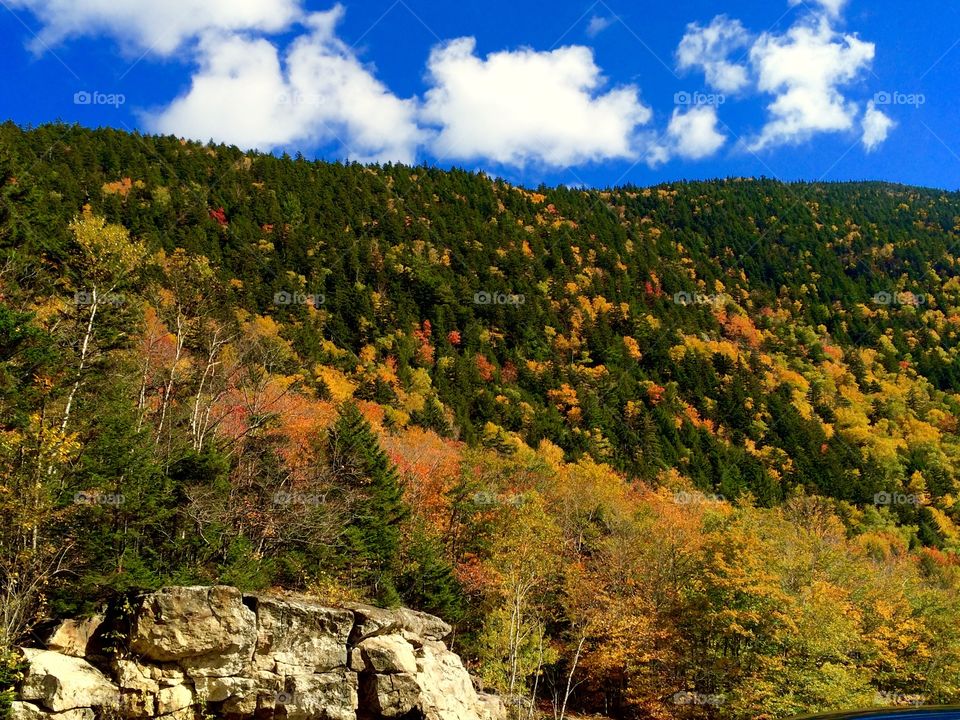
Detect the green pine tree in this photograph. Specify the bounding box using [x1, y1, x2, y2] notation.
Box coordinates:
[397, 523, 463, 622]
[327, 402, 408, 605]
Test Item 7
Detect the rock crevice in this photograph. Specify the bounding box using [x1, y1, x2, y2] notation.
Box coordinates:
[11, 586, 505, 720]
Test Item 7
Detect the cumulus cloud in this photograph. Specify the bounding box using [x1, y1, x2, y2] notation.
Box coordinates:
[861, 100, 895, 151]
[676, 15, 751, 93]
[747, 16, 874, 150]
[421, 38, 652, 167]
[146, 7, 426, 163]
[13, 0, 892, 166]
[586, 16, 614, 38]
[7, 0, 303, 55]
[667, 106, 727, 160]
[676, 0, 889, 154]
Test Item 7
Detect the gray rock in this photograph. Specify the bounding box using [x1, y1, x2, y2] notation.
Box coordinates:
[362, 672, 421, 717]
[415, 643, 487, 720]
[129, 586, 256, 677]
[192, 675, 257, 703]
[155, 683, 194, 715]
[44, 616, 103, 658]
[12, 586, 507, 720]
[245, 594, 353, 674]
[346, 603, 451, 643]
[356, 635, 418, 675]
[19, 648, 119, 713]
[8, 701, 94, 720]
[476, 692, 508, 720]
[281, 670, 359, 720]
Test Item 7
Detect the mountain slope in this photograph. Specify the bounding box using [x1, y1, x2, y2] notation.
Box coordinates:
[3, 122, 960, 719]
[4, 123, 960, 518]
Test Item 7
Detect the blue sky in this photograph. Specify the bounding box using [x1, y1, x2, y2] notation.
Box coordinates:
[1, 0, 958, 190]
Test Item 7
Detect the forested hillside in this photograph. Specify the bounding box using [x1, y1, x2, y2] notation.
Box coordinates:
[2, 122, 960, 719]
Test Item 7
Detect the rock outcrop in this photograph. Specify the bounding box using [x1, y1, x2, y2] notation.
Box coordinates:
[11, 586, 505, 720]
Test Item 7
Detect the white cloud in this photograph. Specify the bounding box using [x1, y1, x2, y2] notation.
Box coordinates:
[7, 0, 303, 55]
[13, 0, 891, 166]
[586, 15, 614, 38]
[861, 100, 895, 151]
[789, 0, 847, 19]
[667, 106, 727, 160]
[747, 17, 875, 150]
[676, 15, 751, 93]
[146, 7, 426, 163]
[421, 38, 652, 167]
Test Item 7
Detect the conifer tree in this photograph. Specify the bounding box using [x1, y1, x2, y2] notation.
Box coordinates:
[327, 402, 407, 604]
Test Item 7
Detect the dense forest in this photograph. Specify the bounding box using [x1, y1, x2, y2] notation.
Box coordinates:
[2, 122, 960, 719]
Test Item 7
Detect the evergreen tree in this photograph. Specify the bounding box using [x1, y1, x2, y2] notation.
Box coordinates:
[327, 402, 408, 605]
[396, 524, 463, 622]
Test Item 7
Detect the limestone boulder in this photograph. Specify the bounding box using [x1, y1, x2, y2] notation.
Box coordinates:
[415, 643, 486, 720]
[476, 692, 508, 720]
[356, 634, 417, 675]
[8, 701, 94, 720]
[111, 659, 158, 694]
[155, 684, 194, 715]
[396, 608, 452, 642]
[44, 616, 103, 658]
[245, 594, 353, 674]
[128, 586, 256, 676]
[346, 604, 451, 643]
[192, 675, 257, 703]
[280, 670, 358, 720]
[12, 586, 507, 720]
[19, 648, 119, 713]
[361, 672, 421, 718]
